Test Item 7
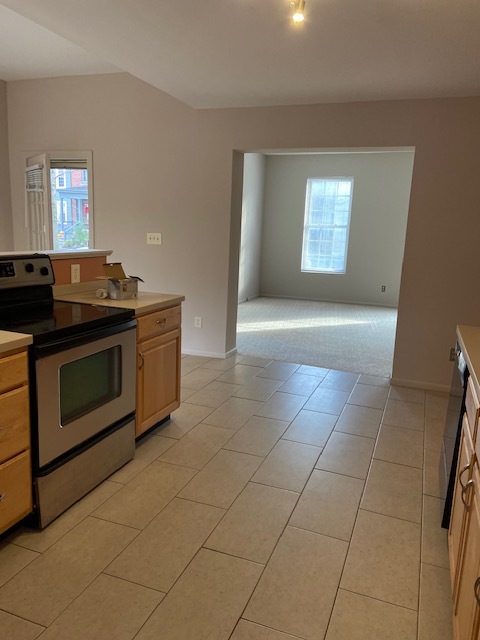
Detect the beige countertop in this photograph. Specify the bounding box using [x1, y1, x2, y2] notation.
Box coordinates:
[0, 330, 32, 355]
[457, 325, 480, 399]
[54, 290, 185, 316]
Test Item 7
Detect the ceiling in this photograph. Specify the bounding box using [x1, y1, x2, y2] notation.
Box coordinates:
[0, 0, 479, 109]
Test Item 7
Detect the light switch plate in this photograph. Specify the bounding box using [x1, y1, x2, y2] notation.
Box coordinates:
[147, 232, 162, 245]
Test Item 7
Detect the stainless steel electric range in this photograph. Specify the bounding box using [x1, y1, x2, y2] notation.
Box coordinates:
[0, 253, 136, 528]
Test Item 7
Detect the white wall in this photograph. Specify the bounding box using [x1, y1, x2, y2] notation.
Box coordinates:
[6, 74, 480, 388]
[259, 151, 414, 306]
[0, 81, 13, 250]
[6, 74, 232, 359]
[238, 153, 265, 303]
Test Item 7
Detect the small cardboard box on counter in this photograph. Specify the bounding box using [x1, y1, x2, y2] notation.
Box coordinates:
[103, 262, 138, 300]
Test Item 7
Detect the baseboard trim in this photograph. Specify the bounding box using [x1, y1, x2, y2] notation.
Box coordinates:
[390, 377, 450, 393]
[259, 293, 398, 309]
[238, 295, 260, 304]
[182, 348, 238, 360]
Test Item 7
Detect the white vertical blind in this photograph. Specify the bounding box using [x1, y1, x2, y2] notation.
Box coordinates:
[25, 155, 48, 250]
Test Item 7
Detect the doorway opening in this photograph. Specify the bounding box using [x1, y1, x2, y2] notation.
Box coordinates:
[233, 148, 415, 377]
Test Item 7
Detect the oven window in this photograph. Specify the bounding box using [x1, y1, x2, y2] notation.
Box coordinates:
[59, 346, 122, 426]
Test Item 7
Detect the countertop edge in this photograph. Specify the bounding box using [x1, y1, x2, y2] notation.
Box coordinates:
[457, 325, 480, 398]
[0, 331, 33, 355]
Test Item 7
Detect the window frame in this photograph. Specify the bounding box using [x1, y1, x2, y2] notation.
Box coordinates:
[300, 176, 354, 275]
[25, 150, 94, 251]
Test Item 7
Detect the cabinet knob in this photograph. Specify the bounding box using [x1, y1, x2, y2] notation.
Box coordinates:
[156, 318, 167, 326]
[0, 493, 5, 502]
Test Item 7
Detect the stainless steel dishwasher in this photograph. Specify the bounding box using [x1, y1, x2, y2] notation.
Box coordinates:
[442, 341, 469, 528]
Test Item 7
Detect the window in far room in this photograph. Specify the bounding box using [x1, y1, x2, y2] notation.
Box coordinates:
[25, 151, 94, 251]
[301, 177, 354, 274]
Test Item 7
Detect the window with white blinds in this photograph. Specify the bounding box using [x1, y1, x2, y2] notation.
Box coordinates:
[25, 151, 93, 251]
[301, 177, 354, 274]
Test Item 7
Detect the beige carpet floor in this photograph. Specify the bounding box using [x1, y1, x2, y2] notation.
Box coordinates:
[236, 297, 397, 378]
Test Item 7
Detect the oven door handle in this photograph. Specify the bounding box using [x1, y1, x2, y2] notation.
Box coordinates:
[34, 318, 137, 358]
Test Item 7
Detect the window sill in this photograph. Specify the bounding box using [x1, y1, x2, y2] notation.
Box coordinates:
[44, 249, 113, 260]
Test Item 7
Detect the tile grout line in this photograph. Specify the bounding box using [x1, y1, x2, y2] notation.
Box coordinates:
[0, 355, 449, 639]
[416, 400, 428, 640]
[321, 381, 391, 639]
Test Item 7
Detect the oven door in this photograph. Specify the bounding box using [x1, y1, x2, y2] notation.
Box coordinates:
[34, 321, 136, 469]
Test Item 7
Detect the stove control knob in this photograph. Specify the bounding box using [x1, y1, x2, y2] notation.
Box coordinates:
[25, 262, 34, 273]
[40, 266, 49, 276]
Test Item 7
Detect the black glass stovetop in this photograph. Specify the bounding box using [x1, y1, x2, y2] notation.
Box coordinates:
[0, 297, 135, 345]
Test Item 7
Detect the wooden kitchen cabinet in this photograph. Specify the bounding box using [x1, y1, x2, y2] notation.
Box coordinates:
[135, 304, 181, 437]
[453, 463, 480, 640]
[449, 378, 480, 639]
[449, 415, 474, 594]
[0, 349, 32, 535]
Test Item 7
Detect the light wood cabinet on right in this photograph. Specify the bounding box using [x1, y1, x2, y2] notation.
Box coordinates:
[449, 377, 480, 639]
[135, 304, 181, 438]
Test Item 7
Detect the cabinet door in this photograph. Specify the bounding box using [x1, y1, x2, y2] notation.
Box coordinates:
[0, 450, 32, 535]
[136, 328, 181, 437]
[450, 417, 475, 595]
[454, 464, 480, 640]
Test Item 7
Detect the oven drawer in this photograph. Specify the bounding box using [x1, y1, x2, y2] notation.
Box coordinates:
[0, 386, 30, 461]
[137, 305, 181, 341]
[0, 450, 32, 534]
[0, 352, 28, 394]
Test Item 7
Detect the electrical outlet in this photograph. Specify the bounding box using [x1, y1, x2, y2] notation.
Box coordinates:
[381, 285, 386, 292]
[70, 264, 80, 283]
[147, 232, 162, 245]
[194, 316, 202, 328]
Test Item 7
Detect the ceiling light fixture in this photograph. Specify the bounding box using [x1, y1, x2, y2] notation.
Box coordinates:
[291, 0, 305, 23]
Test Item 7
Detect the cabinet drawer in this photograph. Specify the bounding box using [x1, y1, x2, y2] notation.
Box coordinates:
[0, 386, 30, 462]
[137, 305, 181, 342]
[0, 351, 28, 394]
[0, 449, 32, 534]
[466, 377, 480, 443]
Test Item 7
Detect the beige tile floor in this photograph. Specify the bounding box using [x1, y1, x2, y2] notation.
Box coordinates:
[0, 354, 454, 640]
